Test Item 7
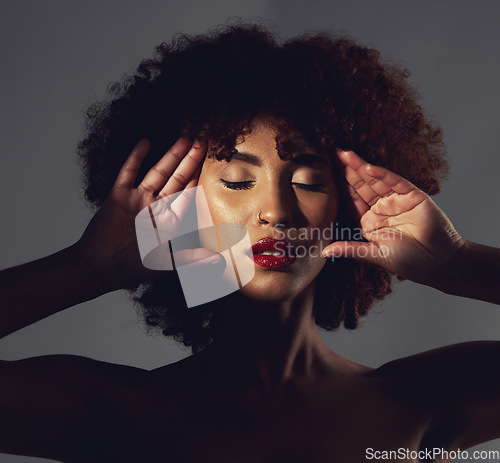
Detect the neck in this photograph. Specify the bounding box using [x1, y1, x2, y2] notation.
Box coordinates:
[209, 285, 348, 393]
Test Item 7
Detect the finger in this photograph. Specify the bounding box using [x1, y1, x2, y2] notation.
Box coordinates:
[114, 139, 151, 189]
[140, 241, 223, 270]
[138, 137, 192, 195]
[322, 241, 387, 264]
[336, 150, 416, 206]
[167, 186, 197, 223]
[158, 140, 206, 198]
[342, 181, 370, 222]
[185, 162, 202, 190]
[173, 248, 223, 267]
[165, 163, 202, 220]
[364, 163, 416, 195]
[335, 150, 379, 207]
[148, 161, 203, 237]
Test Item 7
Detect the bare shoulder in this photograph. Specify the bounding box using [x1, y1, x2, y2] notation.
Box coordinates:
[0, 354, 154, 460]
[149, 349, 216, 391]
[1, 353, 216, 461]
[374, 340, 500, 381]
[370, 341, 500, 450]
[11, 352, 150, 374]
[6, 353, 152, 395]
[371, 341, 500, 397]
[1, 353, 155, 423]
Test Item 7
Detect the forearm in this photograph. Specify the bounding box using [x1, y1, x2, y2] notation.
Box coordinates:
[431, 240, 500, 305]
[0, 245, 108, 338]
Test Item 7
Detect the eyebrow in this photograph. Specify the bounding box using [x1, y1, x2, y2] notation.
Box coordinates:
[231, 152, 261, 166]
[290, 153, 329, 166]
[231, 151, 329, 166]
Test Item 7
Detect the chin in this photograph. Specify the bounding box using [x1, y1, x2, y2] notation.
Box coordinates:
[237, 270, 314, 303]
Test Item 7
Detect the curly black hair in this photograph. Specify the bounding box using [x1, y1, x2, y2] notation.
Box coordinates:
[78, 24, 448, 353]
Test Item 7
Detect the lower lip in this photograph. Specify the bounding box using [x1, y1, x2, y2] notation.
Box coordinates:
[252, 254, 296, 269]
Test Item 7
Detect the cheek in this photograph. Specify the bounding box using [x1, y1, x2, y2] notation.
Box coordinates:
[307, 171, 338, 225]
[301, 197, 338, 253]
[205, 187, 247, 224]
[323, 182, 339, 227]
[310, 195, 338, 232]
[195, 164, 214, 229]
[197, 167, 248, 226]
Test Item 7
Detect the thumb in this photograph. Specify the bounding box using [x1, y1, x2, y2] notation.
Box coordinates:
[322, 241, 388, 265]
[172, 248, 224, 267]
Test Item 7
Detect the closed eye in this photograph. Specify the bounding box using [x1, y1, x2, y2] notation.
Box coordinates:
[220, 179, 325, 192]
[292, 183, 325, 192]
[220, 179, 255, 190]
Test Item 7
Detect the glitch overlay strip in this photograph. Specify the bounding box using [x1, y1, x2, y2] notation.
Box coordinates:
[135, 186, 255, 307]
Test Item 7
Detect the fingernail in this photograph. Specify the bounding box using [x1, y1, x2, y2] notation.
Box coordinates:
[193, 139, 202, 149]
[209, 253, 225, 266]
[323, 248, 341, 258]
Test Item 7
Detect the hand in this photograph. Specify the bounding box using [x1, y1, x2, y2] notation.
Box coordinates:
[73, 137, 217, 291]
[322, 150, 466, 285]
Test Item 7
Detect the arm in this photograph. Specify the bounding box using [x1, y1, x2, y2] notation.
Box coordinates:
[431, 240, 500, 304]
[0, 355, 146, 460]
[443, 341, 500, 450]
[0, 137, 206, 459]
[376, 341, 500, 451]
[0, 137, 207, 339]
[323, 149, 500, 305]
[0, 246, 105, 338]
[324, 151, 500, 448]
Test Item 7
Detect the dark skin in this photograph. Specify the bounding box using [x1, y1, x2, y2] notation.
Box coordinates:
[1, 120, 500, 463]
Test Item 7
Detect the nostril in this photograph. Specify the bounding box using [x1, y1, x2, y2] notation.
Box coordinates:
[258, 212, 291, 225]
[257, 211, 269, 224]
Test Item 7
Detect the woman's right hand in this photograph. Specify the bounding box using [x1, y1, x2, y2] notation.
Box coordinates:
[72, 137, 210, 292]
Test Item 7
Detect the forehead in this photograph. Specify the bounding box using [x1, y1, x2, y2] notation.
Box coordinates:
[238, 119, 308, 145]
[234, 121, 278, 151]
[234, 118, 330, 163]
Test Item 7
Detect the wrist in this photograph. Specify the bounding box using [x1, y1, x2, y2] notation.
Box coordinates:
[427, 238, 500, 304]
[66, 244, 115, 297]
[427, 237, 470, 295]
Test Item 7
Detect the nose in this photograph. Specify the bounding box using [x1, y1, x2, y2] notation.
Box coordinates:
[255, 184, 293, 228]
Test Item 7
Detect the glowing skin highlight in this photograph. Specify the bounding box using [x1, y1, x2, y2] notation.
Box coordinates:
[197, 119, 338, 303]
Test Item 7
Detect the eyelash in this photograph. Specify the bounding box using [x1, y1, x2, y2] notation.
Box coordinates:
[220, 180, 254, 190]
[220, 180, 324, 192]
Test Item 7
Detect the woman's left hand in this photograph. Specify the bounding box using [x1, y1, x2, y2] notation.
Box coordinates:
[322, 149, 465, 285]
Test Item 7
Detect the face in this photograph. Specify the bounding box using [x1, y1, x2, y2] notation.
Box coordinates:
[197, 119, 338, 303]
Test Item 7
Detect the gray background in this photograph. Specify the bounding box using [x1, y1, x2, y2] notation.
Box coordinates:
[1, 1, 499, 462]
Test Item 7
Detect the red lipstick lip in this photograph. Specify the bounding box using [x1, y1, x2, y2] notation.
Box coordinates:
[249, 238, 296, 269]
[251, 238, 296, 255]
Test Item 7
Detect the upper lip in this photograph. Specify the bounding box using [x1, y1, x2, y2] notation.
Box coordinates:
[251, 237, 296, 256]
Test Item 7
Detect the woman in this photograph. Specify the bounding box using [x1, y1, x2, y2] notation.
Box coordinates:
[1, 24, 499, 462]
